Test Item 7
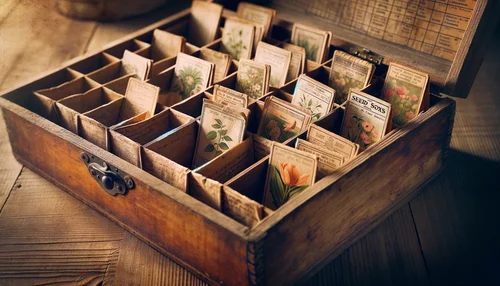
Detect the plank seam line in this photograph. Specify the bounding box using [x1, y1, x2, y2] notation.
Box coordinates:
[0, 165, 23, 214]
[408, 202, 431, 283]
[83, 23, 100, 54]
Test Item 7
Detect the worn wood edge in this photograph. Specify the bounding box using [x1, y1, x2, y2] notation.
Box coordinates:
[445, 0, 500, 98]
[0, 8, 191, 99]
[12, 155, 220, 286]
[293, 168, 445, 285]
[246, 236, 266, 286]
[0, 97, 251, 239]
[248, 96, 456, 239]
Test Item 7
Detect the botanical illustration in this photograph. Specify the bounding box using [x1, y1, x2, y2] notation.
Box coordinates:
[297, 94, 323, 120]
[221, 27, 251, 61]
[171, 66, 203, 99]
[269, 162, 310, 208]
[260, 112, 299, 142]
[203, 118, 233, 156]
[295, 35, 319, 62]
[382, 77, 422, 126]
[236, 65, 265, 99]
[345, 113, 379, 150]
[330, 70, 364, 104]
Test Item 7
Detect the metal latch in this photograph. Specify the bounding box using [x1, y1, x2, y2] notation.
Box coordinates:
[348, 45, 384, 65]
[80, 152, 135, 196]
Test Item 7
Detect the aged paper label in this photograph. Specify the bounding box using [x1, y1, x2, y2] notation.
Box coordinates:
[291, 24, 329, 63]
[282, 42, 306, 82]
[120, 78, 159, 120]
[254, 41, 291, 88]
[341, 90, 391, 151]
[381, 63, 429, 127]
[151, 29, 185, 61]
[257, 96, 311, 143]
[188, 1, 223, 47]
[171, 52, 214, 100]
[235, 59, 270, 100]
[263, 142, 317, 210]
[296, 139, 343, 176]
[199, 47, 232, 82]
[121, 50, 152, 80]
[221, 17, 255, 61]
[329, 50, 374, 104]
[236, 2, 276, 37]
[307, 124, 359, 160]
[252, 134, 273, 160]
[213, 84, 248, 108]
[292, 74, 335, 121]
[192, 100, 248, 168]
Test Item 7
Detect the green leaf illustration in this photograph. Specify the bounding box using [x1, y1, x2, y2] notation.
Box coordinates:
[206, 131, 217, 140]
[219, 142, 229, 150]
[223, 136, 233, 141]
[204, 144, 215, 152]
[215, 119, 222, 125]
[219, 129, 227, 136]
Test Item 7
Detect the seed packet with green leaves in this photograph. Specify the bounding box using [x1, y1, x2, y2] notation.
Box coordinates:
[291, 24, 331, 64]
[220, 17, 255, 61]
[192, 99, 249, 168]
[291, 74, 335, 121]
[170, 53, 215, 100]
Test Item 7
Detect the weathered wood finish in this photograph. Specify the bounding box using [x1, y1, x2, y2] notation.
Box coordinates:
[0, 98, 252, 286]
[251, 97, 456, 285]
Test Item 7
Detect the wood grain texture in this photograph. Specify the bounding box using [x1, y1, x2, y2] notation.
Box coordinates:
[0, 169, 122, 286]
[0, 109, 22, 212]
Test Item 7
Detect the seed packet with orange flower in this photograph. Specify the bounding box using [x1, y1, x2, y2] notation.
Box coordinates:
[328, 50, 374, 104]
[263, 142, 317, 210]
[380, 63, 429, 127]
[340, 90, 392, 151]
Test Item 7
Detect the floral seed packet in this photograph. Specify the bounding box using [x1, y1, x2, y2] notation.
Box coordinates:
[192, 99, 250, 168]
[121, 50, 153, 80]
[151, 29, 185, 61]
[329, 50, 374, 104]
[221, 17, 255, 61]
[199, 47, 232, 82]
[263, 142, 317, 210]
[340, 90, 392, 151]
[254, 41, 291, 88]
[236, 2, 276, 37]
[291, 24, 331, 63]
[295, 139, 343, 177]
[380, 63, 429, 127]
[257, 96, 312, 143]
[188, 1, 223, 47]
[235, 59, 270, 100]
[291, 74, 335, 121]
[170, 52, 215, 100]
[307, 124, 359, 161]
[213, 84, 248, 108]
[282, 43, 306, 82]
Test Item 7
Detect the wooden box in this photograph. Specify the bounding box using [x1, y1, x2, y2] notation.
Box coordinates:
[0, 1, 497, 285]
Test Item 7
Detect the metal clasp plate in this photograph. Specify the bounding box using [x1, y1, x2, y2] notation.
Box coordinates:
[80, 152, 135, 196]
[348, 45, 384, 65]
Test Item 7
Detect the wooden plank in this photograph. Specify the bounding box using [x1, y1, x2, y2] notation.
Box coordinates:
[112, 232, 207, 286]
[0, 0, 97, 91]
[0, 169, 122, 286]
[251, 97, 455, 285]
[0, 109, 22, 211]
[306, 206, 429, 286]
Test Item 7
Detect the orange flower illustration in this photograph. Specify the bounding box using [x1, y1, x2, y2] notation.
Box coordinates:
[279, 163, 309, 187]
[360, 132, 371, 144]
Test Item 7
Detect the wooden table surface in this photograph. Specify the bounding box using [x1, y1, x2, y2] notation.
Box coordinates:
[1, 1, 499, 285]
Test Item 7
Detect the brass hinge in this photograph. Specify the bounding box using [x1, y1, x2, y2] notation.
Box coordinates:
[348, 45, 384, 65]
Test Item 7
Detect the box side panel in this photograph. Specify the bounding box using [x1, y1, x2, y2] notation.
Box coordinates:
[260, 98, 455, 285]
[0, 101, 251, 286]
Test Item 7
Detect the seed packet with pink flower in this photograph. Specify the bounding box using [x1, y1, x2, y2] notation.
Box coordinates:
[170, 53, 215, 100]
[381, 63, 429, 127]
[328, 50, 374, 104]
[257, 96, 312, 143]
[263, 142, 317, 209]
[340, 90, 392, 151]
[235, 59, 270, 99]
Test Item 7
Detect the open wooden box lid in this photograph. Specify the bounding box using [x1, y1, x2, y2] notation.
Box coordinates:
[254, 0, 498, 98]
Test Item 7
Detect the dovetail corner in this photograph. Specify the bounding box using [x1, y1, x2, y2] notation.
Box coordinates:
[247, 239, 265, 286]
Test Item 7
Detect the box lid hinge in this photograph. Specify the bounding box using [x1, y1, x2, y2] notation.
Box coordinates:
[348, 45, 384, 65]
